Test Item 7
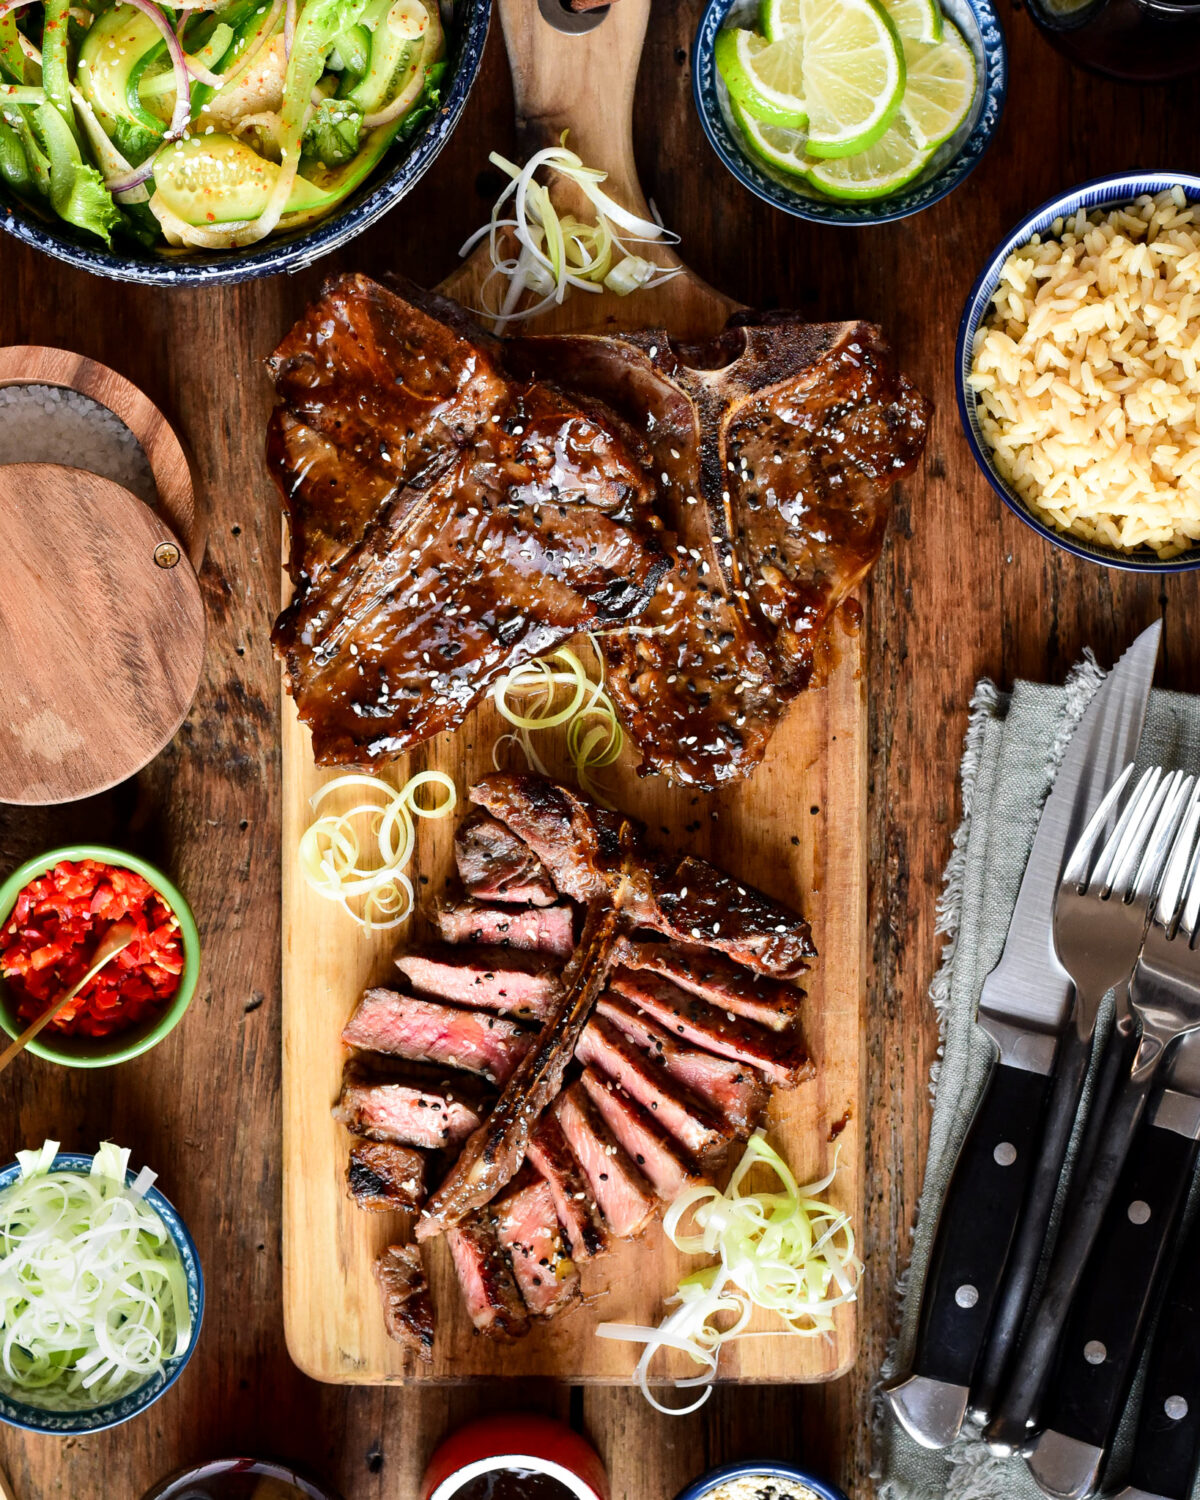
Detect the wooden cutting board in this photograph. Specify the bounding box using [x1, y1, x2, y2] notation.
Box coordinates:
[281, 0, 866, 1386]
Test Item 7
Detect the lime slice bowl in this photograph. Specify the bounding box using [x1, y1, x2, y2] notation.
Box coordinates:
[693, 0, 1005, 226]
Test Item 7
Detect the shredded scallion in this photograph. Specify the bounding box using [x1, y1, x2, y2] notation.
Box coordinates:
[460, 136, 682, 329]
[596, 1132, 861, 1415]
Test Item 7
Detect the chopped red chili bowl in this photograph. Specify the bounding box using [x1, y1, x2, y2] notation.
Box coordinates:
[0, 859, 184, 1038]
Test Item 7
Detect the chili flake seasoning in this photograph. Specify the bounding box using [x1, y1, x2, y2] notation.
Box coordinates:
[0, 860, 184, 1038]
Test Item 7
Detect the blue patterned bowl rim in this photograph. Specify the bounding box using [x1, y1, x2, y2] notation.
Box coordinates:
[0, 0, 491, 286]
[0, 1152, 204, 1434]
[691, 0, 1007, 226]
[956, 170, 1200, 573]
[673, 1459, 849, 1500]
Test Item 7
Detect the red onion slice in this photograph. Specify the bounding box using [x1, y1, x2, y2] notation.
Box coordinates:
[104, 0, 192, 139]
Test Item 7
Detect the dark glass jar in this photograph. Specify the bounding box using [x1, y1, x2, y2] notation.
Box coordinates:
[1026, 0, 1200, 82]
[141, 1459, 344, 1500]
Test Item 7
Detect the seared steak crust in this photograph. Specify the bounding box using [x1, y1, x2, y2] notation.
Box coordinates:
[347, 1141, 427, 1212]
[373, 1243, 434, 1360]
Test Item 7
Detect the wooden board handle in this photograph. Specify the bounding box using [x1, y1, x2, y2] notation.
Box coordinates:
[498, 0, 652, 213]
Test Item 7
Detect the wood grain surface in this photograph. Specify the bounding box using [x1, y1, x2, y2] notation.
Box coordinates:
[0, 464, 205, 805]
[282, 0, 863, 1391]
[0, 345, 203, 563]
[0, 1, 1196, 1495]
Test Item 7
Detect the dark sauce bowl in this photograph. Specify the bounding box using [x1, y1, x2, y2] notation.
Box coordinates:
[0, 0, 490, 286]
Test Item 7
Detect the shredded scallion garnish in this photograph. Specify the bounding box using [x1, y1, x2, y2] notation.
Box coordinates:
[490, 639, 623, 806]
[460, 136, 682, 329]
[298, 770, 457, 931]
[596, 1133, 861, 1415]
[0, 1141, 191, 1411]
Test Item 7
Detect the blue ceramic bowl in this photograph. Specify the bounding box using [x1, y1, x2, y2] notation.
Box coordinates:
[0, 1151, 204, 1434]
[0, 0, 490, 285]
[692, 0, 1006, 226]
[674, 1460, 849, 1500]
[956, 171, 1200, 573]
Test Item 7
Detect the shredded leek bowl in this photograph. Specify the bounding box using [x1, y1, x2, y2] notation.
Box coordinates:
[0, 1143, 203, 1433]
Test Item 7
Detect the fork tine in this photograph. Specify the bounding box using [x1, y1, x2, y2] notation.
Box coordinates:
[1061, 763, 1136, 889]
[1124, 772, 1191, 903]
[1154, 780, 1200, 927]
[1091, 767, 1166, 894]
[1181, 813, 1200, 937]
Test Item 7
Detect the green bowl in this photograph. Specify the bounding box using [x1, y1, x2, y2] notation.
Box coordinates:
[0, 846, 201, 1069]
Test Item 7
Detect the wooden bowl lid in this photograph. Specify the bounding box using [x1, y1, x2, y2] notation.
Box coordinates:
[0, 463, 205, 806]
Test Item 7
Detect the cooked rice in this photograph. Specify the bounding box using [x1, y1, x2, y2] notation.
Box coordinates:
[969, 187, 1200, 558]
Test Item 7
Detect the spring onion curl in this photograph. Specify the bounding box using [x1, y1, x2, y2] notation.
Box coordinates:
[490, 640, 623, 807]
[459, 137, 682, 330]
[596, 1133, 861, 1415]
[298, 770, 456, 931]
[0, 1141, 191, 1412]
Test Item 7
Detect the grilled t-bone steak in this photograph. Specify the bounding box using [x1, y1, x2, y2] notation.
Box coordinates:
[342, 988, 535, 1086]
[374, 1244, 434, 1360]
[455, 811, 559, 907]
[268, 275, 669, 765]
[269, 277, 928, 788]
[348, 1141, 427, 1213]
[471, 774, 815, 979]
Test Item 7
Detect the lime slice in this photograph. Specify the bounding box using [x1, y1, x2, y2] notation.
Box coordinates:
[880, 0, 943, 44]
[792, 0, 906, 159]
[901, 23, 977, 150]
[730, 98, 812, 179]
[715, 26, 808, 130]
[805, 112, 931, 200]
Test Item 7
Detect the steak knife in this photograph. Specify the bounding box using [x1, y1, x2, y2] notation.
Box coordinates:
[1112, 1151, 1200, 1500]
[1023, 1032, 1200, 1500]
[885, 622, 1161, 1451]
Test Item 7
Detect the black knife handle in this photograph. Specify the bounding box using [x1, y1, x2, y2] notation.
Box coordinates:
[1040, 1117, 1198, 1453]
[1128, 1205, 1200, 1500]
[971, 1024, 1094, 1421]
[912, 1060, 1053, 1390]
[986, 1066, 1154, 1454]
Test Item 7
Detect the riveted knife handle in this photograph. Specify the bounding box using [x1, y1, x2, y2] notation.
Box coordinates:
[912, 1060, 1053, 1392]
[1038, 1117, 1197, 1461]
[1127, 1208, 1200, 1500]
[972, 1025, 1095, 1422]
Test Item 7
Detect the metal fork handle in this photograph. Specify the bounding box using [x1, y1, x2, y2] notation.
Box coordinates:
[970, 1021, 1096, 1422]
[984, 1057, 1158, 1456]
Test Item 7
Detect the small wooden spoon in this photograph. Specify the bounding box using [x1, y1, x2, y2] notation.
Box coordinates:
[0, 920, 138, 1073]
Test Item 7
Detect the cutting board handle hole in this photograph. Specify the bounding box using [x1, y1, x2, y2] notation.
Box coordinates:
[536, 0, 610, 36]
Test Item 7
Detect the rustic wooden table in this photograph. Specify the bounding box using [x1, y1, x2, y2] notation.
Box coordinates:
[1, 2, 1196, 1495]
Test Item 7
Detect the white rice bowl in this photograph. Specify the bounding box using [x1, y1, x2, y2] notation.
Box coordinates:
[969, 188, 1200, 559]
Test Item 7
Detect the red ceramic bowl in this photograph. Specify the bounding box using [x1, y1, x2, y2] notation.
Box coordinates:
[421, 1414, 608, 1500]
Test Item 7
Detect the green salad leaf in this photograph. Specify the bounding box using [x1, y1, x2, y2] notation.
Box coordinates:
[303, 94, 363, 167]
[33, 99, 120, 242]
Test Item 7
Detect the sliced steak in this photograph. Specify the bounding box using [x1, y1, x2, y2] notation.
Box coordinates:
[333, 1058, 490, 1150]
[373, 1244, 434, 1360]
[554, 1084, 658, 1239]
[608, 968, 810, 1088]
[342, 988, 535, 1085]
[445, 1215, 531, 1341]
[470, 774, 815, 979]
[416, 902, 622, 1242]
[597, 993, 769, 1138]
[616, 940, 804, 1034]
[347, 1141, 428, 1212]
[395, 945, 560, 1021]
[579, 1067, 698, 1202]
[437, 900, 576, 958]
[576, 1016, 733, 1161]
[455, 810, 559, 907]
[493, 1173, 581, 1319]
[526, 1111, 608, 1262]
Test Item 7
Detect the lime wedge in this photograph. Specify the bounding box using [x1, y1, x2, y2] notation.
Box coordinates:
[715, 26, 808, 130]
[759, 0, 805, 39]
[792, 0, 906, 159]
[901, 23, 977, 149]
[881, 0, 943, 44]
[731, 98, 812, 179]
[805, 112, 931, 200]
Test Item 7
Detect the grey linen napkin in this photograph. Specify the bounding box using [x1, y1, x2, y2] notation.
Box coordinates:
[875, 659, 1200, 1500]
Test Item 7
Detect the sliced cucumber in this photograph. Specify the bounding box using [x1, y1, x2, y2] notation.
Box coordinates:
[344, 0, 439, 115]
[332, 23, 371, 78]
[77, 5, 164, 160]
[153, 134, 330, 223]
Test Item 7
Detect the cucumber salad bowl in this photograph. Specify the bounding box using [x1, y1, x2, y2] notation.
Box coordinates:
[0, 0, 490, 282]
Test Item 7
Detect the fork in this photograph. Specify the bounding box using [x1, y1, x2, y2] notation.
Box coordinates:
[985, 769, 1199, 1456]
